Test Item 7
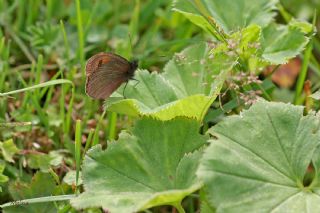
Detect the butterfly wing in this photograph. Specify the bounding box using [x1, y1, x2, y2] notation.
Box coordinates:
[85, 53, 131, 99]
[86, 53, 130, 76]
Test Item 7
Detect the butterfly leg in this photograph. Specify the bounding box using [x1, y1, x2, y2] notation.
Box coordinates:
[123, 79, 140, 99]
[123, 81, 129, 99]
[131, 78, 140, 88]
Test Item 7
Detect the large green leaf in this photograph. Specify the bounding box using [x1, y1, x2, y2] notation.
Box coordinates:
[198, 100, 320, 212]
[105, 43, 235, 121]
[261, 22, 311, 64]
[173, 0, 277, 34]
[4, 172, 59, 213]
[71, 118, 207, 212]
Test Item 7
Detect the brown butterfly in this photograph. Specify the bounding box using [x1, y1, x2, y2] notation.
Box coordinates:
[85, 53, 138, 99]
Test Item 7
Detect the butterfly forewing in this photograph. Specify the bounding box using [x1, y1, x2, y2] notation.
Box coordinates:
[85, 53, 130, 76]
[85, 53, 132, 99]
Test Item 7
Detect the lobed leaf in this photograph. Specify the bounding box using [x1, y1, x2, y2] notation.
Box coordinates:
[261, 22, 310, 64]
[198, 100, 320, 212]
[173, 0, 278, 34]
[71, 117, 207, 212]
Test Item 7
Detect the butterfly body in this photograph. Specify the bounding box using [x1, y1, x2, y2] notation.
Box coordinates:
[85, 53, 138, 99]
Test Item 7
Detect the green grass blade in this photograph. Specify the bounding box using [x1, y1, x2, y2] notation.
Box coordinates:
[0, 195, 76, 208]
[92, 110, 107, 146]
[83, 128, 94, 158]
[64, 86, 75, 134]
[0, 79, 73, 96]
[75, 0, 85, 78]
[60, 20, 70, 67]
[294, 14, 316, 104]
[107, 112, 117, 140]
[75, 119, 82, 191]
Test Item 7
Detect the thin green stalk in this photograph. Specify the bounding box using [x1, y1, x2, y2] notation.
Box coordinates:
[75, 0, 85, 78]
[26, 0, 40, 26]
[26, 0, 34, 25]
[92, 110, 107, 146]
[46, 0, 53, 23]
[107, 112, 118, 140]
[83, 128, 94, 158]
[59, 87, 66, 137]
[59, 68, 66, 137]
[60, 20, 70, 67]
[34, 55, 44, 106]
[84, 97, 95, 124]
[277, 3, 292, 22]
[294, 13, 316, 104]
[126, 0, 140, 58]
[0, 37, 4, 53]
[16, 0, 25, 31]
[64, 86, 75, 134]
[294, 40, 313, 105]
[35, 54, 43, 84]
[0, 39, 10, 91]
[75, 119, 82, 192]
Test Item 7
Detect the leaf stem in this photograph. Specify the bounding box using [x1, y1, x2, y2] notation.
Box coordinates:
[172, 202, 185, 213]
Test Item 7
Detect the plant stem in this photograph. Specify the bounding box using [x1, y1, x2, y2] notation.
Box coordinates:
[75, 119, 82, 192]
[294, 13, 316, 104]
[173, 202, 185, 213]
[92, 110, 107, 146]
[108, 112, 118, 140]
[76, 0, 85, 78]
